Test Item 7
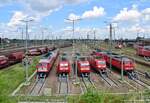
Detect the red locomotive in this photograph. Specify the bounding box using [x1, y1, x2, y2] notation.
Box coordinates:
[36, 50, 59, 78]
[77, 57, 91, 77]
[57, 54, 71, 76]
[136, 46, 150, 60]
[88, 55, 107, 74]
[93, 50, 135, 72]
[0, 55, 9, 69]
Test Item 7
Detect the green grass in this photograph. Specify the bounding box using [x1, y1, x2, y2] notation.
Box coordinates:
[68, 88, 123, 103]
[0, 56, 40, 103]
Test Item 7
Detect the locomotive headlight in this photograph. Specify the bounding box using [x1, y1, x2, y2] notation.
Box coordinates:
[38, 68, 47, 71]
[60, 68, 68, 70]
[43, 68, 47, 71]
[38, 68, 42, 71]
[98, 66, 101, 68]
[81, 68, 89, 70]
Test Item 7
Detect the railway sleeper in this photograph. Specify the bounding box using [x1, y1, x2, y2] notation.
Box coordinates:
[99, 70, 108, 77]
[145, 72, 150, 79]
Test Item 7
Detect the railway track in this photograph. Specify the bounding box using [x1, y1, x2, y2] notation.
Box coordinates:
[136, 70, 150, 79]
[29, 76, 46, 96]
[99, 71, 119, 87]
[128, 72, 150, 89]
[80, 75, 96, 93]
[132, 78, 150, 89]
[58, 75, 69, 95]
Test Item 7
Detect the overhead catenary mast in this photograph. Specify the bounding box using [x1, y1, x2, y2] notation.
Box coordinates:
[65, 18, 82, 82]
[20, 18, 34, 85]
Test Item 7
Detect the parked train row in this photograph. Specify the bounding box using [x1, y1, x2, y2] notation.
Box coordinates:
[36, 50, 108, 79]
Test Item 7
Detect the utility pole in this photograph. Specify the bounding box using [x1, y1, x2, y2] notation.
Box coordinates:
[18, 27, 24, 46]
[21, 28, 24, 46]
[0, 33, 4, 49]
[93, 29, 96, 46]
[20, 19, 33, 85]
[121, 57, 124, 81]
[113, 27, 116, 45]
[109, 23, 113, 71]
[65, 18, 81, 82]
[42, 30, 44, 45]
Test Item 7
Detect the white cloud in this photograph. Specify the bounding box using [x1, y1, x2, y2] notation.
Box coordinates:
[67, 6, 105, 20]
[142, 8, 150, 14]
[113, 5, 141, 22]
[64, 0, 88, 4]
[7, 11, 27, 27]
[68, 13, 80, 20]
[82, 6, 105, 19]
[25, 0, 61, 12]
[142, 8, 150, 21]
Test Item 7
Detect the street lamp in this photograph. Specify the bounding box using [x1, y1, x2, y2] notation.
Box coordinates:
[17, 27, 24, 46]
[20, 19, 34, 54]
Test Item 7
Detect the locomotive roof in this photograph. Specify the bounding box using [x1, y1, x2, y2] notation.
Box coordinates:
[113, 55, 131, 61]
[43, 52, 52, 58]
[39, 59, 50, 63]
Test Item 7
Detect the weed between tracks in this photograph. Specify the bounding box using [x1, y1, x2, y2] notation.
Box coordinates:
[68, 88, 123, 103]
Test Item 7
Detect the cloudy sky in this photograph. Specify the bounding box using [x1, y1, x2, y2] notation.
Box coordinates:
[0, 0, 150, 39]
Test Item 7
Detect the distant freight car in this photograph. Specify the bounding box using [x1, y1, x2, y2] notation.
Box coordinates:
[38, 47, 48, 54]
[0, 55, 9, 69]
[8, 52, 24, 64]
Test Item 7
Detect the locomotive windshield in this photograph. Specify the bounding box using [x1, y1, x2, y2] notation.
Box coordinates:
[123, 61, 132, 65]
[97, 61, 106, 65]
[38, 63, 47, 67]
[81, 63, 89, 66]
